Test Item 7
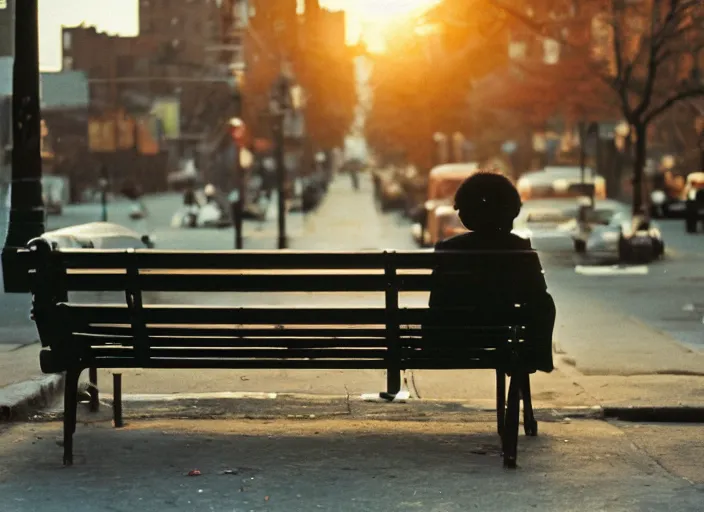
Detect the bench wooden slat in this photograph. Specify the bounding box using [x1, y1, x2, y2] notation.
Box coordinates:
[89, 347, 389, 359]
[64, 305, 531, 326]
[88, 358, 390, 370]
[77, 335, 391, 348]
[54, 250, 389, 270]
[63, 305, 390, 324]
[63, 272, 545, 293]
[46, 249, 541, 271]
[70, 326, 392, 338]
[64, 273, 390, 292]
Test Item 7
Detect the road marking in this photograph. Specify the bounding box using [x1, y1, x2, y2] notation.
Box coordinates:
[575, 265, 649, 276]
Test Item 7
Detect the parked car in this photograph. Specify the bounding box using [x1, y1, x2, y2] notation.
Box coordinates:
[569, 210, 664, 262]
[396, 166, 428, 218]
[42, 222, 155, 250]
[517, 166, 606, 201]
[374, 168, 406, 212]
[412, 163, 480, 246]
[684, 172, 704, 233]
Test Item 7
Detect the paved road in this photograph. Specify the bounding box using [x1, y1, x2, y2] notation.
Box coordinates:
[1, 176, 703, 358]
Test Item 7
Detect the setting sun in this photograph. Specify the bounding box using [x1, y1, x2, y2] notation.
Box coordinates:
[320, 0, 441, 52]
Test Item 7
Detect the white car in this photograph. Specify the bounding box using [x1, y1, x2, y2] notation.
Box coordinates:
[576, 211, 664, 262]
[42, 222, 155, 250]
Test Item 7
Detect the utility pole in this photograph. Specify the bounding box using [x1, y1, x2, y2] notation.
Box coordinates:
[2, 0, 44, 293]
[229, 118, 245, 249]
[272, 74, 289, 250]
[222, 0, 247, 249]
[99, 164, 109, 222]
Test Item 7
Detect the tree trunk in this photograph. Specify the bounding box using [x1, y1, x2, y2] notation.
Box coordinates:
[631, 123, 648, 215]
[578, 122, 587, 183]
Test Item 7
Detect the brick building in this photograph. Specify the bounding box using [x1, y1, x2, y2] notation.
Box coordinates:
[61, 0, 231, 158]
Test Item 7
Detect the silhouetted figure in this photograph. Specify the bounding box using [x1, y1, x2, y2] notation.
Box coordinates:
[350, 165, 359, 191]
[182, 185, 199, 227]
[426, 171, 556, 372]
[121, 180, 147, 219]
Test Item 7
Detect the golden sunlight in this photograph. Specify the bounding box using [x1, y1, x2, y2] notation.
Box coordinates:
[320, 0, 441, 52]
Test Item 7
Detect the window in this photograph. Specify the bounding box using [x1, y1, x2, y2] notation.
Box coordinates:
[508, 41, 527, 61]
[63, 32, 72, 51]
[62, 56, 73, 70]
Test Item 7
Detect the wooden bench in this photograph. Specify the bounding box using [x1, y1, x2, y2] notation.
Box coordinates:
[22, 238, 554, 468]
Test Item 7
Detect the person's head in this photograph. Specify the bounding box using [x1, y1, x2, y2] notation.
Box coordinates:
[453, 171, 522, 233]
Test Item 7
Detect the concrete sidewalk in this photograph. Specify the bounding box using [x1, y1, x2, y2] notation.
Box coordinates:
[0, 416, 702, 511]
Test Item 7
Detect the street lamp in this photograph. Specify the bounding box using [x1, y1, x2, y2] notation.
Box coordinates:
[269, 73, 301, 250]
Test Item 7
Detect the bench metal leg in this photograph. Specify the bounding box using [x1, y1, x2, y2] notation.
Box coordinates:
[88, 367, 99, 412]
[113, 373, 124, 428]
[386, 369, 401, 395]
[495, 370, 506, 437]
[63, 369, 80, 466]
[502, 373, 521, 469]
[521, 374, 538, 437]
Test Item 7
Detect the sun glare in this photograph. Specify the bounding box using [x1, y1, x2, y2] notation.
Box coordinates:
[321, 0, 441, 52]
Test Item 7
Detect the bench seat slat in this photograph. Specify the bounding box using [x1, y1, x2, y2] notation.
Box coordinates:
[82, 336, 394, 349]
[56, 251, 389, 270]
[64, 304, 531, 326]
[73, 335, 512, 349]
[88, 358, 390, 370]
[71, 326, 391, 338]
[75, 335, 391, 348]
[64, 274, 390, 293]
[64, 305, 390, 324]
[50, 249, 541, 271]
[63, 272, 543, 293]
[89, 348, 388, 359]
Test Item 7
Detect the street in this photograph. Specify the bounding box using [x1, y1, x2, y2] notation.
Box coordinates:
[3, 174, 704, 355]
[1, 174, 704, 511]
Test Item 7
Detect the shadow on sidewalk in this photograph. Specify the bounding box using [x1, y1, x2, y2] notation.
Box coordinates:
[0, 419, 700, 511]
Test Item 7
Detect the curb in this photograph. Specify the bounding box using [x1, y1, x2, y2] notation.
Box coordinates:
[0, 374, 64, 421]
[603, 406, 704, 423]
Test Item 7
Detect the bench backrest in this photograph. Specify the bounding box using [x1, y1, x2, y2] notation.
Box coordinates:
[22, 239, 549, 372]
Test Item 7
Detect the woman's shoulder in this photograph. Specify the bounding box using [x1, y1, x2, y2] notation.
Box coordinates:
[435, 232, 533, 251]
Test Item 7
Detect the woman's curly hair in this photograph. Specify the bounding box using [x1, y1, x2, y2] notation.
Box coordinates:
[453, 171, 522, 232]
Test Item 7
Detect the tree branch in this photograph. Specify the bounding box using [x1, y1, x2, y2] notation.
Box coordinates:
[645, 87, 704, 123]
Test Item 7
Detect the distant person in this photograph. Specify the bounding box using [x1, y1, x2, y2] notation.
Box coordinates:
[183, 185, 198, 207]
[182, 185, 199, 228]
[349, 163, 360, 191]
[121, 180, 147, 219]
[425, 171, 556, 373]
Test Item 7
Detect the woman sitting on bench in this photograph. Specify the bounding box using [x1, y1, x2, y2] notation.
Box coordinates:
[427, 171, 556, 373]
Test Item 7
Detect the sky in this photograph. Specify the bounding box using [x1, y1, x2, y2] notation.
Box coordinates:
[37, 0, 439, 71]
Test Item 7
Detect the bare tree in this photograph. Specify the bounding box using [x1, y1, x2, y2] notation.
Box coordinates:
[486, 0, 704, 212]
